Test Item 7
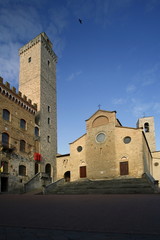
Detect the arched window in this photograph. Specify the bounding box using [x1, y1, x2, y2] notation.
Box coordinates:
[3, 109, 10, 121]
[48, 106, 51, 112]
[19, 165, 26, 176]
[20, 119, 26, 129]
[20, 140, 26, 152]
[35, 127, 39, 137]
[2, 133, 9, 148]
[47, 136, 51, 143]
[45, 163, 51, 177]
[144, 122, 149, 132]
[1, 161, 8, 173]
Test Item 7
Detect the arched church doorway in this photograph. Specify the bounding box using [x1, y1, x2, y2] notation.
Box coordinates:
[45, 163, 51, 177]
[64, 171, 70, 182]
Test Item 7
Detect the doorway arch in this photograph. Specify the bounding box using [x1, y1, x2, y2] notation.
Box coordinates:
[64, 171, 70, 182]
[45, 163, 51, 177]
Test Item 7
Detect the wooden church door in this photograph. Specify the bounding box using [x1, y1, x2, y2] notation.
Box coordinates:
[120, 162, 129, 175]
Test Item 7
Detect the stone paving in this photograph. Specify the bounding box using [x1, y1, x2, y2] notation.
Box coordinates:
[1, 194, 160, 240]
[1, 226, 160, 240]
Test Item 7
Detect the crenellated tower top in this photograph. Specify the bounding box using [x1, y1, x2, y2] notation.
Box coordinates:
[19, 32, 57, 62]
[0, 76, 37, 114]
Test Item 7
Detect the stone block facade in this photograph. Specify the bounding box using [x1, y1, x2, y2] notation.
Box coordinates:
[0, 78, 40, 192]
[19, 32, 57, 180]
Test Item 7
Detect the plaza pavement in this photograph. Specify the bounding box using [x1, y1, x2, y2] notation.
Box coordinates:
[0, 194, 160, 239]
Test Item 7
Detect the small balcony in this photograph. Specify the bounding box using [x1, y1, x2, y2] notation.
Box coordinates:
[0, 142, 16, 153]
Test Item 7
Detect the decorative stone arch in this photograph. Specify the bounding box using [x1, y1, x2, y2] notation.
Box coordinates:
[120, 155, 129, 161]
[80, 159, 86, 165]
[92, 115, 109, 128]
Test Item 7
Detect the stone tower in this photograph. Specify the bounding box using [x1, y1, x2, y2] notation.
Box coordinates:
[19, 32, 57, 180]
[137, 116, 156, 152]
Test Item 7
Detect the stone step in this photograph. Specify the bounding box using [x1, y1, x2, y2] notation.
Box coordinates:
[23, 189, 43, 195]
[45, 178, 155, 194]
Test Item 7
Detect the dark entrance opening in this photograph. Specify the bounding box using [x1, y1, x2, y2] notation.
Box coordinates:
[45, 164, 51, 177]
[80, 166, 87, 178]
[64, 171, 70, 182]
[35, 163, 39, 175]
[1, 177, 8, 192]
[120, 161, 129, 175]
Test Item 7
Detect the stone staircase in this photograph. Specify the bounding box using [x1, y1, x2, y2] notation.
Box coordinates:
[45, 177, 158, 195]
[24, 172, 51, 194]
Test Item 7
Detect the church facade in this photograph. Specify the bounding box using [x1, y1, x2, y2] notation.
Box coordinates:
[56, 110, 155, 182]
[0, 32, 160, 193]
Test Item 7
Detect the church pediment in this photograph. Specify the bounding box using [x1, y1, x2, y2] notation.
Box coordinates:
[86, 110, 118, 130]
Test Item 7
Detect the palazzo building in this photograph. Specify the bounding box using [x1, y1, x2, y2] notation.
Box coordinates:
[0, 32, 57, 193]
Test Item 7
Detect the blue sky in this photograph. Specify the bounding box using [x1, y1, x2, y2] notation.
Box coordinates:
[1, 0, 160, 154]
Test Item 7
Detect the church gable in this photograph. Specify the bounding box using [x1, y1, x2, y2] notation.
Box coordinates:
[86, 110, 117, 130]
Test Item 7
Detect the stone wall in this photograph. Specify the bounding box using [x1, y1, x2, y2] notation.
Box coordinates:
[19, 32, 57, 181]
[0, 78, 40, 193]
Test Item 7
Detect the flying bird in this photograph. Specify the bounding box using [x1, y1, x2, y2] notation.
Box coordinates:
[79, 19, 83, 24]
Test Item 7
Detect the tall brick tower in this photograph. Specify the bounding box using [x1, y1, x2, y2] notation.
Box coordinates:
[19, 33, 57, 181]
[137, 116, 156, 152]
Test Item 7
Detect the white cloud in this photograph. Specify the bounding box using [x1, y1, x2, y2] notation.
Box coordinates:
[140, 64, 160, 87]
[132, 62, 160, 88]
[0, 3, 44, 87]
[130, 98, 153, 118]
[46, 6, 69, 57]
[0, 6, 42, 43]
[0, 41, 21, 87]
[126, 84, 136, 93]
[112, 98, 126, 105]
[0, 1, 70, 86]
[153, 102, 160, 114]
[66, 71, 82, 81]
